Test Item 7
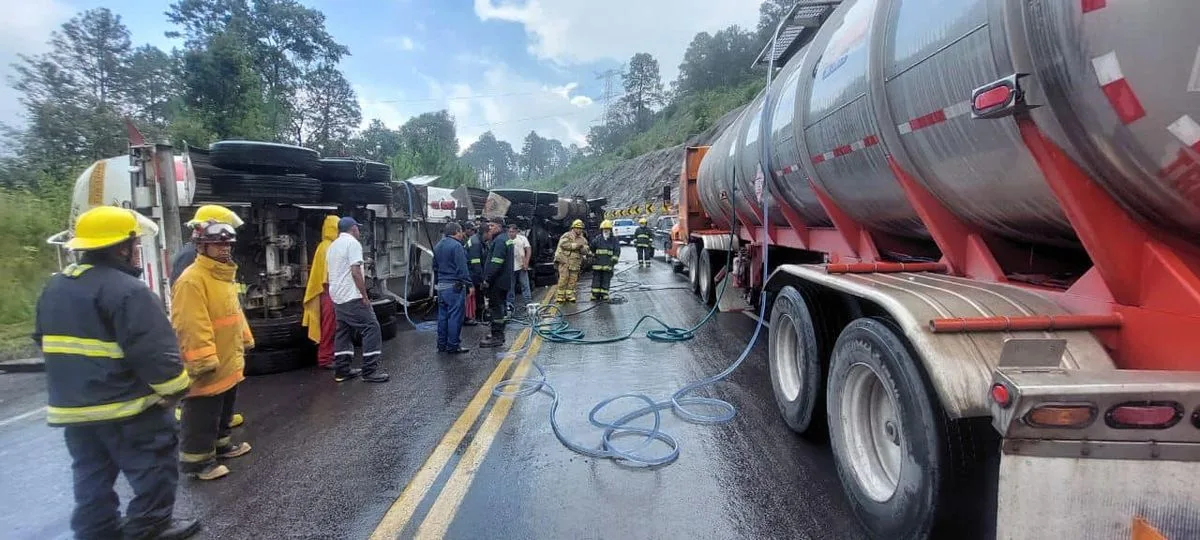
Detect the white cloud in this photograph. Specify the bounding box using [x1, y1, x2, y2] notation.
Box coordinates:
[473, 0, 761, 82]
[356, 58, 600, 153]
[384, 35, 422, 52]
[0, 0, 73, 132]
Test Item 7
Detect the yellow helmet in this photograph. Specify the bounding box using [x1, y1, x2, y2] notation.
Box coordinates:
[638, 218, 647, 225]
[600, 219, 613, 229]
[67, 206, 158, 251]
[187, 204, 244, 228]
[571, 219, 584, 229]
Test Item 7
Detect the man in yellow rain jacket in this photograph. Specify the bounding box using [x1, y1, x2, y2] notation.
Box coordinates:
[553, 219, 591, 303]
[171, 220, 254, 481]
[302, 215, 340, 369]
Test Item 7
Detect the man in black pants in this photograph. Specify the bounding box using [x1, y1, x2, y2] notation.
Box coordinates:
[326, 217, 390, 383]
[463, 221, 486, 326]
[634, 218, 654, 267]
[479, 217, 514, 348]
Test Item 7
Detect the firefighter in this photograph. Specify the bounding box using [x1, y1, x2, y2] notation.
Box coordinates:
[34, 206, 200, 539]
[553, 219, 591, 303]
[170, 204, 247, 430]
[634, 217, 654, 267]
[479, 217, 515, 348]
[590, 220, 620, 302]
[172, 219, 254, 481]
[302, 215, 340, 369]
[463, 221, 486, 326]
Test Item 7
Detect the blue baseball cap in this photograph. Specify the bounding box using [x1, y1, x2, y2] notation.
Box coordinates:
[337, 217, 359, 232]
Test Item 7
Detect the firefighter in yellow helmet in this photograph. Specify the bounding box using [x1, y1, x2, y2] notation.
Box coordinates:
[34, 206, 200, 539]
[634, 217, 654, 267]
[171, 204, 247, 430]
[171, 218, 254, 481]
[553, 219, 591, 303]
[589, 220, 620, 302]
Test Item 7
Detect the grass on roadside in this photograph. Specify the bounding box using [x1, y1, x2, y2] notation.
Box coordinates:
[0, 186, 70, 359]
[0, 321, 37, 361]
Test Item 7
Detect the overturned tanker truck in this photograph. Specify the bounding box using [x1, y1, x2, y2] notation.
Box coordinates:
[675, 1, 1200, 538]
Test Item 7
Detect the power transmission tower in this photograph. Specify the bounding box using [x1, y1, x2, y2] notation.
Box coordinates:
[595, 65, 624, 127]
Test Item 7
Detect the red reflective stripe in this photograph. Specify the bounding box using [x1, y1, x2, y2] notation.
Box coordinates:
[1101, 79, 1146, 125]
[811, 154, 826, 164]
[1082, 0, 1106, 13]
[832, 145, 853, 157]
[862, 135, 879, 147]
[908, 110, 947, 131]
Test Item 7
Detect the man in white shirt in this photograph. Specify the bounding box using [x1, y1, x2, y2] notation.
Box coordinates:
[325, 217, 389, 383]
[506, 224, 532, 313]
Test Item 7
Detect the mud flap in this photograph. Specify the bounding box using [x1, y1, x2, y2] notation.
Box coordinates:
[996, 453, 1200, 539]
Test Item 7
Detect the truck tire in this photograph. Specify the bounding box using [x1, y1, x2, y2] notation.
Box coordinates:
[210, 140, 320, 175]
[372, 298, 397, 320]
[209, 174, 322, 203]
[244, 343, 316, 376]
[685, 246, 700, 293]
[768, 286, 825, 437]
[697, 249, 716, 306]
[380, 316, 398, 341]
[247, 314, 306, 349]
[321, 182, 392, 205]
[316, 158, 392, 184]
[826, 317, 962, 539]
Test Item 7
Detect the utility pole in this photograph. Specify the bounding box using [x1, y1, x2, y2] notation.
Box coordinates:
[595, 66, 624, 127]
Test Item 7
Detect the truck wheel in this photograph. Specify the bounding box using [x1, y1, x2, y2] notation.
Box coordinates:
[768, 286, 825, 437]
[247, 314, 305, 349]
[316, 158, 392, 183]
[687, 248, 700, 293]
[380, 316, 398, 341]
[244, 343, 316, 376]
[210, 140, 320, 175]
[320, 182, 392, 205]
[697, 249, 716, 306]
[372, 298, 398, 321]
[209, 174, 322, 203]
[827, 318, 953, 539]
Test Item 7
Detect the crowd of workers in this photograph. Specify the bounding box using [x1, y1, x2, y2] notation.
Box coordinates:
[30, 203, 656, 539]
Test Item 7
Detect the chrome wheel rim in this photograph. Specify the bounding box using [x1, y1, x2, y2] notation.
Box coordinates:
[842, 362, 902, 502]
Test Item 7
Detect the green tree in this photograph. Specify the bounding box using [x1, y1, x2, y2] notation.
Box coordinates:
[125, 45, 180, 138]
[294, 63, 360, 153]
[621, 53, 665, 130]
[349, 119, 402, 162]
[461, 131, 517, 188]
[179, 31, 269, 140]
[674, 26, 758, 98]
[757, 0, 797, 42]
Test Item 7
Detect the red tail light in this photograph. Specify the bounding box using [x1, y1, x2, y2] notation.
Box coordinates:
[1105, 402, 1183, 429]
[974, 85, 1012, 110]
[990, 383, 1012, 408]
[1024, 403, 1096, 429]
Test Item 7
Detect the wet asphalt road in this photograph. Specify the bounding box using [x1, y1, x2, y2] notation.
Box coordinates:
[0, 247, 864, 539]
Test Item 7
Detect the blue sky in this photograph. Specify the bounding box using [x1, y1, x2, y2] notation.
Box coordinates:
[1, 0, 762, 152]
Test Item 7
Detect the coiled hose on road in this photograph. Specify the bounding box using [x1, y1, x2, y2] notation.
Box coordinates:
[492, 167, 774, 468]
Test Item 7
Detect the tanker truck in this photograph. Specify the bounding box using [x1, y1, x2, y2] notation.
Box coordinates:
[674, 1, 1200, 538]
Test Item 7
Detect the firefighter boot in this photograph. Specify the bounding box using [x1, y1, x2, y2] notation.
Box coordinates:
[479, 332, 505, 348]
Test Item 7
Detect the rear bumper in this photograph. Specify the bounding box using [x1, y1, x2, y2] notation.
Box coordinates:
[997, 451, 1200, 539]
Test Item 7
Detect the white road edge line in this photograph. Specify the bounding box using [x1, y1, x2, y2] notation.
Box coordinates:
[0, 407, 47, 428]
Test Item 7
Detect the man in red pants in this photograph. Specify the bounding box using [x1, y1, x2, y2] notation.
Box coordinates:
[303, 216, 340, 368]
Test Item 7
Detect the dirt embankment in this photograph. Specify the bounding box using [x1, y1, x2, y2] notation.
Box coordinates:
[561, 105, 747, 209]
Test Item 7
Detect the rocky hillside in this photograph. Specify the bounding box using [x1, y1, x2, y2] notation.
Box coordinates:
[560, 104, 748, 210]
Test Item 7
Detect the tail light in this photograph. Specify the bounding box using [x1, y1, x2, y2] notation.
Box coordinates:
[974, 86, 1012, 111]
[990, 383, 1012, 408]
[1024, 403, 1096, 429]
[971, 73, 1035, 120]
[1105, 401, 1183, 429]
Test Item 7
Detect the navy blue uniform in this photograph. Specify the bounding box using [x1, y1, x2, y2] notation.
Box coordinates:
[482, 234, 515, 339]
[168, 242, 197, 288]
[590, 234, 620, 300]
[634, 225, 654, 265]
[432, 236, 471, 351]
[33, 257, 190, 539]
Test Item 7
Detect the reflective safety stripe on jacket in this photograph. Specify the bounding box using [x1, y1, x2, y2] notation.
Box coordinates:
[466, 233, 486, 281]
[591, 234, 620, 271]
[634, 226, 653, 247]
[35, 263, 189, 426]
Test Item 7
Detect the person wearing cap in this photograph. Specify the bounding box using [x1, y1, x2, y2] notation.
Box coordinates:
[462, 221, 486, 326]
[172, 218, 254, 481]
[634, 217, 654, 267]
[553, 219, 591, 303]
[34, 206, 200, 539]
[432, 222, 471, 354]
[325, 217, 390, 383]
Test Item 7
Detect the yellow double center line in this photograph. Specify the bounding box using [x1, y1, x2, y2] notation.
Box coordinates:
[370, 288, 553, 540]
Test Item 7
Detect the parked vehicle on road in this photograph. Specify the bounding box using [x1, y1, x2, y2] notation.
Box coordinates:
[675, 1, 1200, 538]
[610, 218, 637, 245]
